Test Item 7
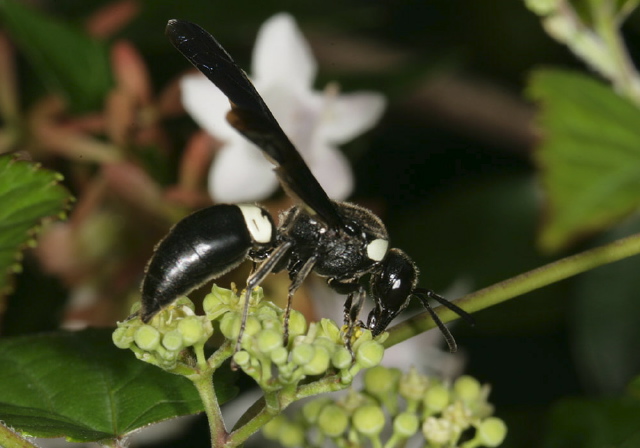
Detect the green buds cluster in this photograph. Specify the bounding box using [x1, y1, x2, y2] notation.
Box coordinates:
[113, 285, 385, 386]
[208, 284, 386, 387]
[237, 314, 385, 388]
[264, 366, 507, 448]
[113, 297, 213, 370]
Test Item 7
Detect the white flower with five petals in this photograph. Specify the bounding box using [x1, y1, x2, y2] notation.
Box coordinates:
[180, 13, 386, 203]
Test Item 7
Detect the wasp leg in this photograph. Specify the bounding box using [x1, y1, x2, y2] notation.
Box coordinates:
[233, 241, 293, 368]
[343, 287, 366, 358]
[282, 256, 317, 345]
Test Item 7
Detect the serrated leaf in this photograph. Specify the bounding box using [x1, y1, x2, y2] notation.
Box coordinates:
[0, 0, 112, 112]
[0, 329, 238, 442]
[0, 156, 71, 297]
[528, 69, 640, 252]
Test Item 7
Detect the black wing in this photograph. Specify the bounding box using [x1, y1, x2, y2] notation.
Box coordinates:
[166, 19, 344, 229]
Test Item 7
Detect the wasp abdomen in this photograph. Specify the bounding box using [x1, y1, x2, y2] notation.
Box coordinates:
[140, 204, 275, 322]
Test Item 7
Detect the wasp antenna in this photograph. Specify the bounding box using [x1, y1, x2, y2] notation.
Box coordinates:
[416, 295, 457, 353]
[414, 288, 475, 326]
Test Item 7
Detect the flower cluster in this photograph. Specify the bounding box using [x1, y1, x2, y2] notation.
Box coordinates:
[263, 366, 507, 448]
[113, 297, 213, 370]
[113, 285, 386, 387]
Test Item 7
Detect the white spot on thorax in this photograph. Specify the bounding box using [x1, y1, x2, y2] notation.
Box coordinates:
[367, 238, 388, 262]
[238, 204, 273, 244]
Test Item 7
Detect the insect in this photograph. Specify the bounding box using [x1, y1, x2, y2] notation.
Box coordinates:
[140, 19, 472, 354]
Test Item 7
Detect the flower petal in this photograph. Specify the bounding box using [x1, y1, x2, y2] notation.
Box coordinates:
[208, 141, 279, 203]
[317, 90, 386, 144]
[180, 73, 236, 140]
[252, 13, 316, 90]
[307, 143, 354, 200]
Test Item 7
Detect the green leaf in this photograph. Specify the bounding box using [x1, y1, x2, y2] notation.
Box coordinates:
[0, 156, 71, 297]
[543, 396, 640, 448]
[528, 69, 640, 252]
[0, 329, 238, 442]
[0, 0, 112, 112]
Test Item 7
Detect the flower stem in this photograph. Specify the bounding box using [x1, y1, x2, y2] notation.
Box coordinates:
[208, 339, 234, 369]
[385, 231, 640, 347]
[225, 395, 280, 447]
[190, 371, 226, 447]
[225, 377, 349, 446]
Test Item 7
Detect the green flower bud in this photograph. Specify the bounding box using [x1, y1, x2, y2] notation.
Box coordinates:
[173, 296, 195, 312]
[291, 343, 315, 366]
[162, 330, 184, 351]
[339, 388, 373, 413]
[259, 316, 282, 332]
[202, 293, 229, 319]
[363, 366, 400, 396]
[178, 316, 205, 345]
[422, 416, 453, 445]
[317, 403, 349, 438]
[219, 312, 241, 340]
[233, 350, 250, 368]
[350, 327, 373, 351]
[134, 325, 161, 350]
[424, 383, 451, 412]
[262, 415, 286, 440]
[210, 284, 235, 302]
[331, 346, 353, 369]
[244, 315, 262, 337]
[156, 344, 176, 359]
[270, 346, 289, 365]
[393, 412, 419, 438]
[302, 397, 332, 425]
[129, 301, 142, 315]
[112, 326, 133, 349]
[303, 346, 330, 376]
[256, 302, 279, 318]
[477, 417, 507, 447]
[352, 405, 385, 436]
[399, 366, 429, 400]
[314, 337, 337, 354]
[355, 340, 384, 368]
[278, 421, 305, 448]
[319, 318, 341, 342]
[454, 375, 481, 403]
[442, 401, 472, 431]
[249, 286, 264, 305]
[257, 328, 283, 353]
[288, 310, 307, 337]
[524, 0, 557, 15]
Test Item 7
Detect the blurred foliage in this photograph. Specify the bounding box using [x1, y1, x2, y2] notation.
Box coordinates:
[0, 0, 639, 447]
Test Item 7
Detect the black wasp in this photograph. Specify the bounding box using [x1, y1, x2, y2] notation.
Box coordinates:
[140, 19, 472, 354]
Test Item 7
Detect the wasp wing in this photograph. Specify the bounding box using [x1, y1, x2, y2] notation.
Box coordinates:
[166, 19, 343, 229]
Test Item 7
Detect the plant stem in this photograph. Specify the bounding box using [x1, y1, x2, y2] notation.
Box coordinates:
[225, 376, 350, 446]
[385, 231, 640, 347]
[0, 423, 39, 448]
[589, 0, 640, 103]
[225, 394, 280, 447]
[190, 371, 226, 447]
[208, 339, 234, 369]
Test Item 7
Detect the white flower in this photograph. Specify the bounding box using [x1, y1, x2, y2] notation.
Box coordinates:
[180, 13, 386, 203]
